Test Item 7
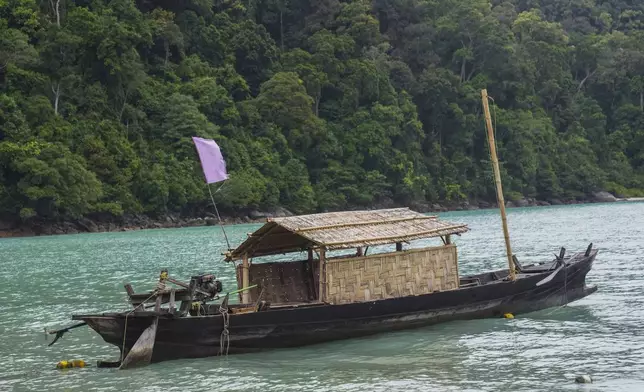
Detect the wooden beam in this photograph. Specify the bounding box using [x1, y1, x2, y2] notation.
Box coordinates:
[228, 241, 313, 260]
[241, 253, 250, 304]
[322, 224, 468, 247]
[318, 248, 326, 303]
[169, 289, 175, 314]
[295, 215, 437, 232]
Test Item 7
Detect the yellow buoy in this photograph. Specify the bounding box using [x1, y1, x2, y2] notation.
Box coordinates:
[72, 359, 86, 368]
[56, 359, 86, 369]
[504, 313, 514, 319]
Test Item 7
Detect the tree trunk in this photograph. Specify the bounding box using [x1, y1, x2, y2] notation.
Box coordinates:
[460, 58, 466, 83]
[279, 8, 284, 51]
[51, 82, 61, 115]
[466, 64, 476, 82]
[577, 68, 595, 92]
[50, 0, 61, 26]
[55, 0, 60, 27]
[118, 89, 129, 122]
[314, 91, 321, 117]
[164, 40, 170, 66]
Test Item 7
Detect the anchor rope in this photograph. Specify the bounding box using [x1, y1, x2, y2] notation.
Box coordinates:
[219, 301, 230, 356]
[120, 290, 159, 363]
[563, 260, 569, 306]
[539, 263, 583, 316]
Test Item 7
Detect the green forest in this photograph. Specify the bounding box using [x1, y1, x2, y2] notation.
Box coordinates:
[1, 0, 644, 223]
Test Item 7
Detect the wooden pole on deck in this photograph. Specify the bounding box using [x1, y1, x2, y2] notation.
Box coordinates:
[318, 248, 326, 302]
[481, 89, 516, 281]
[241, 253, 250, 304]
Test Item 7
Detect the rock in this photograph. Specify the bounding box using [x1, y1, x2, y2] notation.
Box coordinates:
[478, 201, 493, 209]
[548, 198, 563, 205]
[460, 201, 479, 210]
[514, 198, 530, 207]
[76, 218, 99, 233]
[592, 191, 618, 203]
[410, 202, 431, 213]
[249, 210, 271, 219]
[430, 204, 447, 212]
[0, 220, 15, 231]
[575, 375, 592, 384]
[506, 201, 516, 208]
[271, 207, 294, 218]
[536, 200, 551, 206]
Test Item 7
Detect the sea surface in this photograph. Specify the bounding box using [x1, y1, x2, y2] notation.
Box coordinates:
[1, 202, 643, 392]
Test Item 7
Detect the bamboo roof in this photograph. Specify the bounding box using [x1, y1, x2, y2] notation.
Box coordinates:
[225, 208, 468, 261]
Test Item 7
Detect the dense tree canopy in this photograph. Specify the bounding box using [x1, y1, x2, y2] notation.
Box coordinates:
[1, 0, 643, 222]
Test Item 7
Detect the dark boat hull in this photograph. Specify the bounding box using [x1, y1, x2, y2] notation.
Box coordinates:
[76, 251, 597, 364]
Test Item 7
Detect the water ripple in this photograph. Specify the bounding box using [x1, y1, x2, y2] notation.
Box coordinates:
[1, 202, 644, 391]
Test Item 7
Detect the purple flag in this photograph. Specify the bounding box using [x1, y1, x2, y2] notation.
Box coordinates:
[192, 137, 228, 184]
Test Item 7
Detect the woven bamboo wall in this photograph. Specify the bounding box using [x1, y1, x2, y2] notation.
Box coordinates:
[324, 245, 459, 304]
[235, 260, 319, 304]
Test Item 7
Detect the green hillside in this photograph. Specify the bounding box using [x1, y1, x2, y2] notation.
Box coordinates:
[1, 0, 643, 223]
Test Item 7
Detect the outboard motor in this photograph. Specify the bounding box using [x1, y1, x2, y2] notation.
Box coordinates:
[192, 273, 223, 298]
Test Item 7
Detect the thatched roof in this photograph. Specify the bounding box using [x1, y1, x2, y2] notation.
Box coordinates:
[225, 208, 468, 261]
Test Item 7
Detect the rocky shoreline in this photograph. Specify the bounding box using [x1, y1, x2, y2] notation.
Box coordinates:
[1, 192, 641, 239]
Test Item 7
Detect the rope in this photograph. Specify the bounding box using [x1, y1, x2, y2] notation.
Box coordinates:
[120, 291, 159, 363]
[207, 182, 231, 250]
[563, 259, 569, 307]
[218, 300, 230, 356]
[538, 263, 584, 316]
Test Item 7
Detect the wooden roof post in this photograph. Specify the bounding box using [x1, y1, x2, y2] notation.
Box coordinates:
[242, 253, 250, 304]
[318, 248, 326, 303]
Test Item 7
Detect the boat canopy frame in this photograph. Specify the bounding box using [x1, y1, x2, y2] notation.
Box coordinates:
[225, 208, 469, 261]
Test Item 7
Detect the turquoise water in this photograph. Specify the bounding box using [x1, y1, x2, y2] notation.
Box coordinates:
[1, 203, 643, 391]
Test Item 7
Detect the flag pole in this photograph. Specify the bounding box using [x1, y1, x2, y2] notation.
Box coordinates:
[207, 182, 231, 251]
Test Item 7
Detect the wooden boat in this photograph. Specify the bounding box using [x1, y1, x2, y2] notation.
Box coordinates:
[61, 207, 598, 367]
[47, 90, 598, 368]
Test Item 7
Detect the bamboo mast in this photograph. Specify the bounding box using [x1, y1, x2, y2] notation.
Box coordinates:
[481, 89, 516, 281]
